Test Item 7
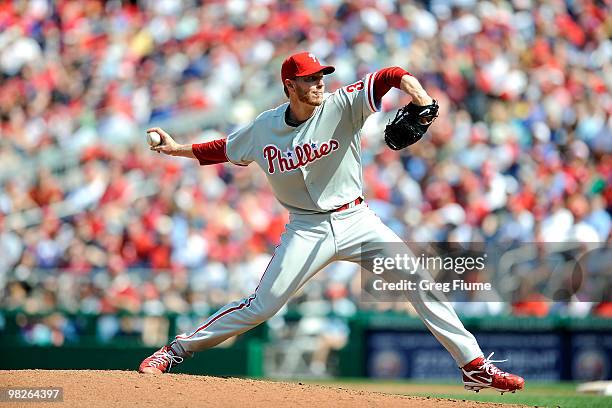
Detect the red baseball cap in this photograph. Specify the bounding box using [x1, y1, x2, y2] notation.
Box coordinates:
[281, 52, 335, 83]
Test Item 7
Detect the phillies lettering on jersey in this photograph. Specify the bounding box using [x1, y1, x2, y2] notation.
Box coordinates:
[263, 139, 340, 174]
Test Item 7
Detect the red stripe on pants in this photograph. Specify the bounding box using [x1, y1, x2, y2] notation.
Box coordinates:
[175, 251, 277, 340]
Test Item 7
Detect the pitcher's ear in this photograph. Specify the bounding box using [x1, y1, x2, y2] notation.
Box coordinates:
[284, 79, 295, 97]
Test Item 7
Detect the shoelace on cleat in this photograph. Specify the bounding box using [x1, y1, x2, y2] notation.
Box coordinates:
[478, 352, 508, 377]
[147, 349, 184, 370]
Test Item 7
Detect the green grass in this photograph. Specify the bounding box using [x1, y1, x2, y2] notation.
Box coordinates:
[302, 379, 612, 408]
[410, 386, 609, 408]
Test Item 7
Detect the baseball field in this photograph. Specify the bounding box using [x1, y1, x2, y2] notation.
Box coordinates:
[2, 1, 610, 407]
[1, 370, 609, 408]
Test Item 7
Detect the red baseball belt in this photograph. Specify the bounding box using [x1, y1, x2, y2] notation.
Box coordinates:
[332, 197, 364, 212]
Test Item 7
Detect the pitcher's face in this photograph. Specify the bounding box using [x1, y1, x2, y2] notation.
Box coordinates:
[291, 73, 325, 106]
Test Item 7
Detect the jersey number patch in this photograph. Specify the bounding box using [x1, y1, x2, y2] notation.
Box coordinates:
[345, 81, 364, 93]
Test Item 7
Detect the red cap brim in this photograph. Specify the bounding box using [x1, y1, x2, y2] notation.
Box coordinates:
[295, 65, 335, 77]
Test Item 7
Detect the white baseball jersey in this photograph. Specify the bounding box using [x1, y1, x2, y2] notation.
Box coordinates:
[225, 73, 381, 213]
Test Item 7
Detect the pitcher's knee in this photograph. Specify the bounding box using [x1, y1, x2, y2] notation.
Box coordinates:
[247, 296, 284, 324]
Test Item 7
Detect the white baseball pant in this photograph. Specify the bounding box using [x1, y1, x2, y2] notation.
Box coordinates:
[175, 203, 483, 367]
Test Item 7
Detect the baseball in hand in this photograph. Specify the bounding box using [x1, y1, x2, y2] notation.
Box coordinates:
[147, 131, 162, 147]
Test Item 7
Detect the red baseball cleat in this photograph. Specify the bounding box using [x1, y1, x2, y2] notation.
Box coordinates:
[139, 345, 184, 374]
[462, 352, 525, 394]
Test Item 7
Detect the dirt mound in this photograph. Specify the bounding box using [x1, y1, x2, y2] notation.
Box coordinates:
[0, 370, 524, 408]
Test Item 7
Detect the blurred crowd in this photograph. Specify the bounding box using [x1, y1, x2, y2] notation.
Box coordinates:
[1, 0, 611, 347]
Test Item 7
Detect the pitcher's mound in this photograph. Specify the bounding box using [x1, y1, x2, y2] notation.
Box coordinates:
[0, 370, 522, 407]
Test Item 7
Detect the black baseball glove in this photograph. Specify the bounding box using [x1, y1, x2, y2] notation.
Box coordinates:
[384, 100, 439, 150]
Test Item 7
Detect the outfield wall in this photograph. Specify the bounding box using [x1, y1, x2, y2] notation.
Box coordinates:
[1, 311, 611, 381]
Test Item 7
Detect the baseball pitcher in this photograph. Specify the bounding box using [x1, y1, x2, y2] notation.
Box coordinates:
[138, 52, 524, 394]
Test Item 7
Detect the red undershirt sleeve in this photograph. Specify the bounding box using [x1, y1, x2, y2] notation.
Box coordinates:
[192, 139, 229, 165]
[373, 67, 411, 107]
